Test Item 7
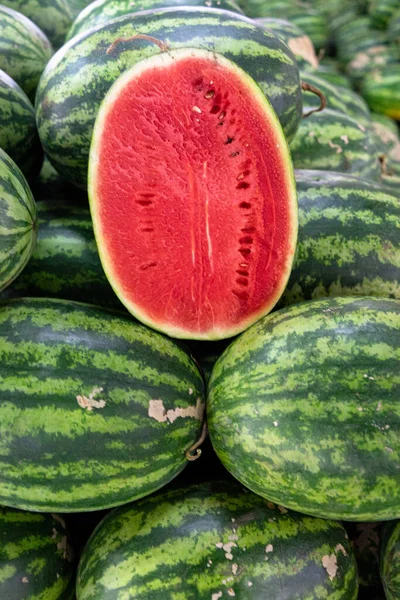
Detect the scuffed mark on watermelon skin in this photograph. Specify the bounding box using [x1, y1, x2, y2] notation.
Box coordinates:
[148, 397, 204, 423]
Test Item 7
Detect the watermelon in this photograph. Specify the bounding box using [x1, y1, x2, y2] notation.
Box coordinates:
[368, 0, 399, 30]
[278, 170, 400, 307]
[0, 5, 53, 101]
[67, 0, 244, 41]
[0, 0, 72, 49]
[255, 17, 319, 71]
[89, 48, 297, 340]
[289, 108, 381, 181]
[0, 297, 205, 512]
[388, 9, 400, 58]
[67, 0, 94, 19]
[381, 520, 400, 599]
[0, 69, 43, 182]
[0, 201, 122, 308]
[300, 72, 371, 125]
[315, 60, 352, 89]
[361, 64, 400, 120]
[0, 149, 37, 292]
[0, 507, 75, 599]
[36, 6, 303, 188]
[208, 295, 400, 521]
[76, 480, 358, 600]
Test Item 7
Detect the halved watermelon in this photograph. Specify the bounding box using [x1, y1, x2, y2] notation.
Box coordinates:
[89, 48, 297, 340]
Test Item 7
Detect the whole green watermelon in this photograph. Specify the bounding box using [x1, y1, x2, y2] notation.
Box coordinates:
[77, 480, 358, 599]
[208, 296, 400, 521]
[0, 507, 75, 599]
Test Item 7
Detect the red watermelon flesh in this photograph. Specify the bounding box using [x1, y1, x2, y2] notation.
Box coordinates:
[89, 48, 297, 340]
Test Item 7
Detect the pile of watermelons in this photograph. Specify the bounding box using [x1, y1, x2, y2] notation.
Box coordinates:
[0, 0, 400, 598]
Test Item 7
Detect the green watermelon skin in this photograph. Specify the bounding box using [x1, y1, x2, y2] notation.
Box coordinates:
[0, 507, 75, 599]
[361, 64, 400, 121]
[256, 17, 319, 72]
[290, 109, 381, 181]
[67, 0, 94, 19]
[0, 5, 53, 101]
[208, 296, 400, 522]
[0, 0, 72, 49]
[0, 69, 43, 182]
[0, 148, 37, 292]
[0, 201, 122, 308]
[315, 62, 352, 89]
[77, 480, 358, 600]
[0, 297, 205, 513]
[381, 520, 400, 599]
[279, 170, 400, 307]
[67, 0, 244, 40]
[36, 7, 302, 188]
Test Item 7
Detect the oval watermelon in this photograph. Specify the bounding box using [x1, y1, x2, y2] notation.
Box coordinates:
[0, 200, 122, 308]
[0, 507, 75, 599]
[208, 295, 400, 521]
[89, 48, 297, 340]
[290, 108, 381, 181]
[381, 520, 400, 599]
[36, 6, 302, 188]
[0, 69, 43, 182]
[0, 5, 53, 101]
[0, 0, 72, 49]
[0, 297, 205, 512]
[77, 480, 358, 599]
[279, 170, 400, 306]
[67, 0, 244, 41]
[0, 148, 37, 292]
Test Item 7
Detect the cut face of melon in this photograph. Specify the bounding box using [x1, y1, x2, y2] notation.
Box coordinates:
[89, 48, 297, 340]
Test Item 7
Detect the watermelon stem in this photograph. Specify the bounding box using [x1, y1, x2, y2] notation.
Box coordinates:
[106, 34, 170, 56]
[186, 421, 208, 462]
[301, 82, 326, 117]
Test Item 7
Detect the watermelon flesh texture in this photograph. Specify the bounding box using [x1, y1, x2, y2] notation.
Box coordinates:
[90, 49, 297, 340]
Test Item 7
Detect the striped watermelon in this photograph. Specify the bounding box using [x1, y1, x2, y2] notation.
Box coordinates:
[0, 507, 75, 599]
[381, 520, 400, 599]
[67, 0, 244, 41]
[315, 60, 352, 89]
[278, 170, 400, 307]
[0, 201, 122, 308]
[361, 64, 400, 120]
[0, 297, 205, 512]
[255, 17, 319, 72]
[0, 5, 53, 101]
[0, 149, 37, 292]
[36, 7, 302, 188]
[0, 69, 43, 182]
[77, 480, 358, 600]
[388, 9, 400, 58]
[0, 0, 72, 49]
[67, 0, 94, 19]
[368, 0, 399, 29]
[289, 109, 381, 181]
[208, 296, 400, 521]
